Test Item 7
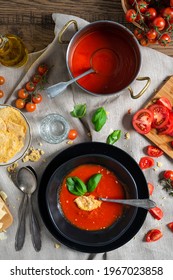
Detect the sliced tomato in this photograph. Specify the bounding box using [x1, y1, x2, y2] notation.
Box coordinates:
[167, 222, 173, 232]
[139, 156, 154, 169]
[148, 182, 154, 196]
[146, 229, 163, 242]
[156, 97, 172, 111]
[158, 112, 173, 135]
[148, 104, 169, 129]
[132, 109, 153, 134]
[149, 206, 163, 220]
[146, 145, 163, 157]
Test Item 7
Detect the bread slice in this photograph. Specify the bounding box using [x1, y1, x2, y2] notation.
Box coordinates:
[0, 196, 13, 232]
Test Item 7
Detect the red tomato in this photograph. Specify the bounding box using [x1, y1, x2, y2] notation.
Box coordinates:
[139, 37, 149, 46]
[162, 7, 173, 23]
[25, 81, 36, 92]
[132, 109, 153, 134]
[136, 0, 148, 13]
[148, 104, 169, 129]
[37, 63, 48, 75]
[125, 9, 137, 22]
[163, 170, 173, 180]
[146, 28, 158, 40]
[68, 129, 78, 140]
[25, 102, 36, 112]
[0, 76, 5, 85]
[146, 145, 163, 157]
[153, 16, 166, 31]
[148, 183, 154, 196]
[32, 74, 42, 84]
[139, 156, 154, 169]
[134, 28, 144, 40]
[145, 7, 157, 21]
[146, 229, 163, 242]
[0, 90, 4, 98]
[18, 88, 29, 99]
[15, 98, 26, 109]
[156, 97, 172, 111]
[149, 207, 163, 220]
[158, 112, 173, 135]
[171, 0, 173, 7]
[167, 222, 173, 232]
[32, 94, 43, 104]
[158, 33, 171, 46]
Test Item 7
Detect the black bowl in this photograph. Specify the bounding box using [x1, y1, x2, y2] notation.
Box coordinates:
[38, 142, 149, 253]
[46, 154, 138, 246]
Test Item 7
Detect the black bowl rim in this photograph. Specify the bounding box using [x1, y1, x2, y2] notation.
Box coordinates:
[38, 142, 148, 253]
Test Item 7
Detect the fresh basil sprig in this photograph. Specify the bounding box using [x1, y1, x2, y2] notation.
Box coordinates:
[106, 130, 121, 145]
[92, 107, 107, 132]
[66, 173, 102, 195]
[66, 176, 87, 196]
[70, 104, 87, 118]
[87, 173, 102, 192]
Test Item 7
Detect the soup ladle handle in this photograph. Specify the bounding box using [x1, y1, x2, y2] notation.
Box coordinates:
[46, 68, 94, 98]
[99, 198, 156, 210]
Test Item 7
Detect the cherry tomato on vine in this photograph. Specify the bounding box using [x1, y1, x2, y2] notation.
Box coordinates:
[32, 94, 43, 104]
[144, 7, 157, 21]
[68, 129, 78, 140]
[146, 145, 163, 157]
[162, 7, 173, 23]
[135, 0, 148, 13]
[139, 156, 154, 169]
[134, 28, 144, 40]
[149, 207, 163, 220]
[125, 9, 137, 22]
[148, 183, 154, 196]
[25, 81, 36, 92]
[0, 90, 4, 98]
[25, 102, 36, 112]
[37, 63, 48, 75]
[158, 33, 171, 46]
[0, 76, 5, 85]
[167, 222, 173, 232]
[146, 229, 163, 242]
[15, 98, 26, 109]
[152, 16, 166, 31]
[18, 88, 29, 99]
[32, 74, 42, 84]
[146, 28, 158, 40]
[139, 37, 149, 46]
[163, 170, 173, 180]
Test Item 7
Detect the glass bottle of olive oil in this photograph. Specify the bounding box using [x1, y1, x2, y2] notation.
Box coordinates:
[0, 34, 28, 67]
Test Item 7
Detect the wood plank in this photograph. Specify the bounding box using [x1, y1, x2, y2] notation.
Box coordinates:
[144, 76, 173, 159]
[0, 197, 13, 232]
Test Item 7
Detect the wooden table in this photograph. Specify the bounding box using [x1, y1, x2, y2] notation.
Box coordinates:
[0, 0, 173, 56]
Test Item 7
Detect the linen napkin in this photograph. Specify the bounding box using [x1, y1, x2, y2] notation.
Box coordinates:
[1, 13, 173, 260]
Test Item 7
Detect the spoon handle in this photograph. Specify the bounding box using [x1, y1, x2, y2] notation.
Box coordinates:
[15, 194, 28, 251]
[99, 198, 156, 210]
[28, 195, 41, 252]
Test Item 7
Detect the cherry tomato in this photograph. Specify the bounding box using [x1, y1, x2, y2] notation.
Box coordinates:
[145, 7, 157, 21]
[162, 7, 173, 23]
[25, 102, 36, 112]
[153, 16, 166, 31]
[149, 207, 163, 220]
[148, 183, 154, 196]
[68, 129, 78, 140]
[156, 97, 172, 111]
[0, 76, 5, 85]
[0, 90, 4, 98]
[37, 63, 48, 75]
[146, 229, 163, 242]
[132, 109, 153, 134]
[139, 156, 154, 169]
[125, 9, 137, 22]
[158, 33, 171, 46]
[25, 81, 36, 92]
[139, 37, 149, 46]
[32, 74, 42, 84]
[148, 104, 169, 129]
[146, 145, 163, 157]
[167, 222, 173, 232]
[146, 28, 158, 40]
[15, 98, 26, 109]
[32, 94, 43, 104]
[158, 112, 173, 135]
[18, 88, 29, 99]
[134, 28, 144, 40]
[136, 0, 148, 13]
[163, 170, 173, 180]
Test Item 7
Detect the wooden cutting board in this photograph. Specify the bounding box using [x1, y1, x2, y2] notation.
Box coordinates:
[144, 76, 173, 159]
[0, 197, 13, 232]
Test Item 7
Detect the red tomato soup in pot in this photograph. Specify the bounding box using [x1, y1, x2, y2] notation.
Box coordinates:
[59, 164, 125, 231]
[69, 27, 139, 94]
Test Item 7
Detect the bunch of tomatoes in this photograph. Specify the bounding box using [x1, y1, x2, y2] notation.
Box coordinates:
[125, 0, 173, 46]
[15, 63, 48, 112]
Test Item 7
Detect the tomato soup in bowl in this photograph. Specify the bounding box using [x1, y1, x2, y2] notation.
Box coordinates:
[66, 21, 141, 96]
[46, 154, 138, 246]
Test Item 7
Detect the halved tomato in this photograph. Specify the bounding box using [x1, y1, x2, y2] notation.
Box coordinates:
[139, 156, 155, 169]
[146, 145, 163, 157]
[146, 229, 163, 242]
[158, 112, 173, 135]
[132, 109, 153, 134]
[148, 104, 169, 129]
[156, 97, 172, 111]
[148, 183, 154, 196]
[149, 207, 163, 220]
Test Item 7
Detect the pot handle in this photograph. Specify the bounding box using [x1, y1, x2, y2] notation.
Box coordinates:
[128, 77, 151, 99]
[58, 20, 79, 44]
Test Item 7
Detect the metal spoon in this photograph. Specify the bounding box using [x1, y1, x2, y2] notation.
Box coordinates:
[15, 166, 41, 251]
[46, 68, 94, 98]
[99, 198, 156, 210]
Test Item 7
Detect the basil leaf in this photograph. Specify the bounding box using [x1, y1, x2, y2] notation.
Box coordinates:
[70, 104, 87, 118]
[92, 107, 107, 132]
[87, 173, 102, 192]
[106, 130, 121, 145]
[66, 176, 87, 196]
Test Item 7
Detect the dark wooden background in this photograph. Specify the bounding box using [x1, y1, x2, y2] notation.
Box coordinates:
[0, 0, 173, 56]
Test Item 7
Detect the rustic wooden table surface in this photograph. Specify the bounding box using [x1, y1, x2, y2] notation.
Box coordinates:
[0, 0, 173, 56]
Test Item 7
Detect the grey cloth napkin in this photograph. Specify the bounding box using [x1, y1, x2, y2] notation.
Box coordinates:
[1, 13, 173, 260]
